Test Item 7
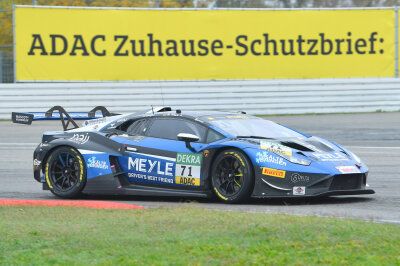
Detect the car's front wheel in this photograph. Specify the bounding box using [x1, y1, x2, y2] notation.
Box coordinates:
[45, 146, 86, 198]
[211, 149, 254, 203]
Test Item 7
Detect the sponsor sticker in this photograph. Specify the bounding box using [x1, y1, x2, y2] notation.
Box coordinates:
[127, 155, 175, 184]
[262, 167, 286, 178]
[69, 133, 90, 144]
[336, 165, 361, 174]
[312, 152, 349, 161]
[87, 156, 109, 169]
[260, 140, 292, 156]
[293, 186, 306, 195]
[84, 117, 107, 126]
[175, 153, 202, 186]
[290, 173, 310, 183]
[226, 115, 248, 119]
[256, 151, 286, 166]
[16, 114, 29, 122]
[33, 159, 41, 166]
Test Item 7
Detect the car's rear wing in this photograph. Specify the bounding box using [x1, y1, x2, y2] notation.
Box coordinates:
[12, 106, 119, 131]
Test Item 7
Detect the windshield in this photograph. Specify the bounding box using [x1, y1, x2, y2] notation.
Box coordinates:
[210, 119, 306, 139]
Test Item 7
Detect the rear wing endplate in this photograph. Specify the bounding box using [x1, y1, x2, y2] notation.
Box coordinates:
[12, 106, 119, 131]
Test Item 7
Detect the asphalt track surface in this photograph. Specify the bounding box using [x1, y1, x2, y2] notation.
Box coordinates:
[1, 112, 399, 224]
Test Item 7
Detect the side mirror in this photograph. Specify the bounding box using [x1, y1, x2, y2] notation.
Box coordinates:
[177, 133, 199, 150]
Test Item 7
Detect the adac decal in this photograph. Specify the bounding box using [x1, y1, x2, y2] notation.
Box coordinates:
[312, 152, 349, 161]
[262, 167, 286, 178]
[260, 140, 292, 156]
[175, 152, 202, 186]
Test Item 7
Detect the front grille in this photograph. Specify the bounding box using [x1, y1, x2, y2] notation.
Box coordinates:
[329, 174, 365, 190]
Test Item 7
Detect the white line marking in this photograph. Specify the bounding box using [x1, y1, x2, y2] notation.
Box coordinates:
[348, 146, 400, 149]
[0, 143, 37, 146]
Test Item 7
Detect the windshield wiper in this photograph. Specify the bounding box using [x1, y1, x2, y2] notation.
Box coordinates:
[236, 136, 275, 140]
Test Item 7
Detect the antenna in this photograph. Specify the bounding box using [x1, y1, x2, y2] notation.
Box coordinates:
[151, 105, 154, 115]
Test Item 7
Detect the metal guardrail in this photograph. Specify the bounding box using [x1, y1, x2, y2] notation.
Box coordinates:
[0, 78, 399, 119]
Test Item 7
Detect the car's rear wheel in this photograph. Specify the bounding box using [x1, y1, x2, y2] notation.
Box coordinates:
[45, 146, 86, 198]
[211, 149, 254, 203]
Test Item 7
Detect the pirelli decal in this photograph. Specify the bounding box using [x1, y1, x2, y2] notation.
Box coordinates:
[262, 167, 286, 178]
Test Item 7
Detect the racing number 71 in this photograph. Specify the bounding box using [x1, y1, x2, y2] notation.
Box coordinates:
[180, 165, 192, 177]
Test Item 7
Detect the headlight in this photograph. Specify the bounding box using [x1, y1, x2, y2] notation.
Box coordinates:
[279, 153, 311, 166]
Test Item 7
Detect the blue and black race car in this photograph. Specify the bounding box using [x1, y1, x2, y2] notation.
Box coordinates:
[12, 106, 374, 203]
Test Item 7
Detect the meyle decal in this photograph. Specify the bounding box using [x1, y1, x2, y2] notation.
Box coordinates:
[260, 140, 292, 156]
[87, 156, 109, 170]
[312, 152, 349, 161]
[290, 173, 310, 183]
[293, 186, 306, 195]
[69, 133, 90, 144]
[175, 153, 202, 186]
[39, 143, 50, 148]
[256, 151, 286, 166]
[336, 166, 361, 174]
[127, 156, 174, 184]
[262, 167, 286, 178]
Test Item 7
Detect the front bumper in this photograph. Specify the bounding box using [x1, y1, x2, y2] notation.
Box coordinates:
[251, 167, 374, 198]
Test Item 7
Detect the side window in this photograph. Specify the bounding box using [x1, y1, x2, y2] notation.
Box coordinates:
[147, 118, 206, 142]
[206, 129, 225, 143]
[118, 119, 149, 136]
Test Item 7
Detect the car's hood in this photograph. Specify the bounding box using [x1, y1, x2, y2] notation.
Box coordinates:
[230, 136, 339, 153]
[219, 136, 364, 170]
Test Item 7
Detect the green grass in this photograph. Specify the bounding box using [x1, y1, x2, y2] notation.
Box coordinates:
[0, 206, 399, 265]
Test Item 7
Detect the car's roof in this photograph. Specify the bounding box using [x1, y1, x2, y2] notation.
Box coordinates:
[151, 110, 260, 122]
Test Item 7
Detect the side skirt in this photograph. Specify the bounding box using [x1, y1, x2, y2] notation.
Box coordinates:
[82, 172, 212, 198]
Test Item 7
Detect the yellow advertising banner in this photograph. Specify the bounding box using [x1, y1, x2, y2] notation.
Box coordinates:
[15, 6, 395, 81]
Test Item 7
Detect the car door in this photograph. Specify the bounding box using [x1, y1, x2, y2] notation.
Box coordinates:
[117, 117, 209, 189]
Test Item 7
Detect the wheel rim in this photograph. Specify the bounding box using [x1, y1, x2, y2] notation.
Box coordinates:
[50, 152, 80, 191]
[214, 154, 244, 197]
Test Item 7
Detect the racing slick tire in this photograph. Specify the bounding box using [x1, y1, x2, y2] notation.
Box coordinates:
[44, 146, 87, 199]
[211, 149, 254, 203]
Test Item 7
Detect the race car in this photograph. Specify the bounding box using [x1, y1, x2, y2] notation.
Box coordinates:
[12, 106, 374, 203]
